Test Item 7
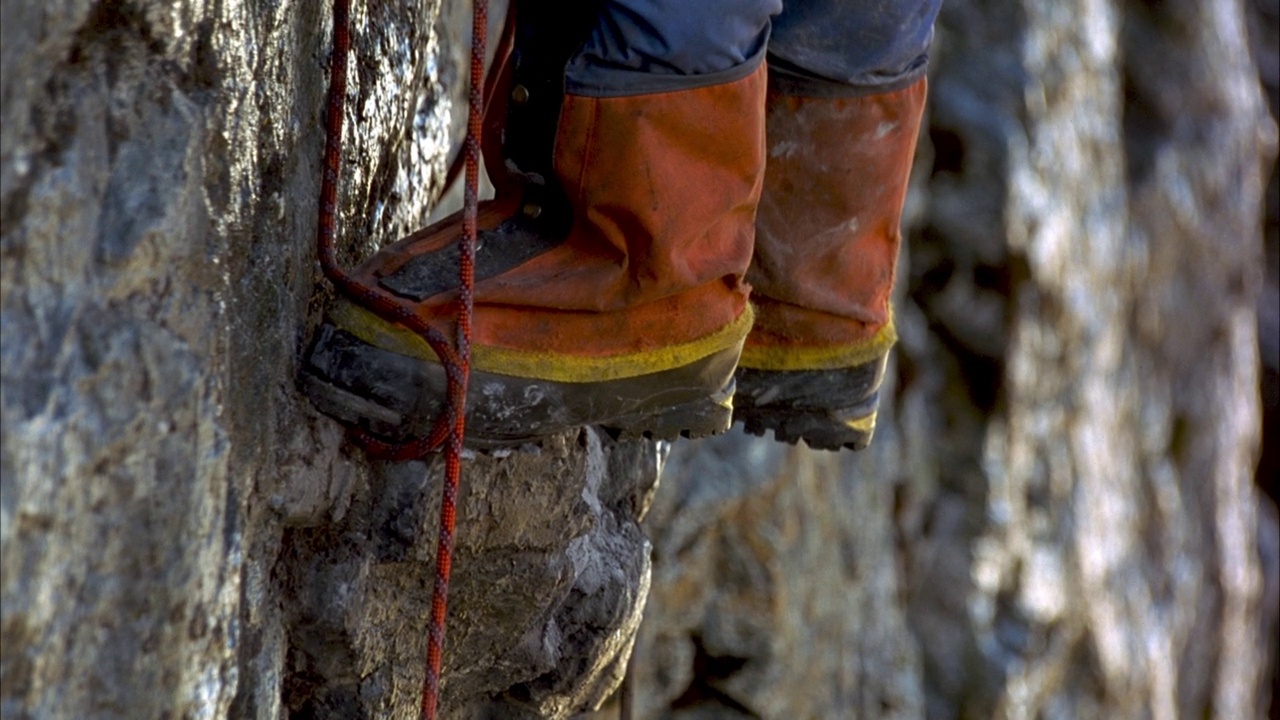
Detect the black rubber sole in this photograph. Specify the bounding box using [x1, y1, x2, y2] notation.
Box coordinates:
[302, 323, 738, 450]
[600, 378, 735, 443]
[732, 358, 886, 452]
[735, 401, 878, 451]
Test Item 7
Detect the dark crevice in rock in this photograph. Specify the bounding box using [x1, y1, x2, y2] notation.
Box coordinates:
[668, 635, 754, 716]
[72, 0, 165, 64]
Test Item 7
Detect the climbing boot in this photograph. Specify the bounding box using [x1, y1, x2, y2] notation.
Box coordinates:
[734, 79, 927, 451]
[303, 63, 767, 449]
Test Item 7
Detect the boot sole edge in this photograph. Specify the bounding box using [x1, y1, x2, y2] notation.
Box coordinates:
[303, 324, 740, 450]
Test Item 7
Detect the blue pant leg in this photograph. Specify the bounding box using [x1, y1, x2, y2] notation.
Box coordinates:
[563, 0, 780, 97]
[769, 0, 942, 96]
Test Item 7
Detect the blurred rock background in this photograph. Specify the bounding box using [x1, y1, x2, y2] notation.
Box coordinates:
[631, 0, 1280, 718]
[1, 1, 1276, 720]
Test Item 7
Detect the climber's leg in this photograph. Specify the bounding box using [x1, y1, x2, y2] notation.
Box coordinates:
[303, 0, 775, 448]
[733, 0, 939, 450]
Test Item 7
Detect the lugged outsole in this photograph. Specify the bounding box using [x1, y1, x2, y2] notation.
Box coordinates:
[731, 360, 885, 452]
[735, 407, 875, 452]
[601, 379, 735, 443]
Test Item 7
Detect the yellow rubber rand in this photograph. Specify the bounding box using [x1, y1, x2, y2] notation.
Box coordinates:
[329, 299, 753, 384]
[738, 310, 896, 372]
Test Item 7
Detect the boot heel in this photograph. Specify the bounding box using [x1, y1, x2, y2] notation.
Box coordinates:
[737, 403, 878, 452]
[732, 361, 884, 451]
[603, 379, 736, 441]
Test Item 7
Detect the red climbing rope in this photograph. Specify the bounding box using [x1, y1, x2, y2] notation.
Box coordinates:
[422, 0, 485, 716]
[318, 0, 484, 717]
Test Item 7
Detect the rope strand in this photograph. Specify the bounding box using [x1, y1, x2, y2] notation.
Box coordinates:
[422, 0, 485, 716]
[318, 1, 484, 717]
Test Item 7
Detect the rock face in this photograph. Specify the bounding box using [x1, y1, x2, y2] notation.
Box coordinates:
[631, 435, 924, 720]
[632, 0, 1280, 718]
[276, 432, 658, 719]
[3, 1, 1276, 720]
[1, 1, 656, 718]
